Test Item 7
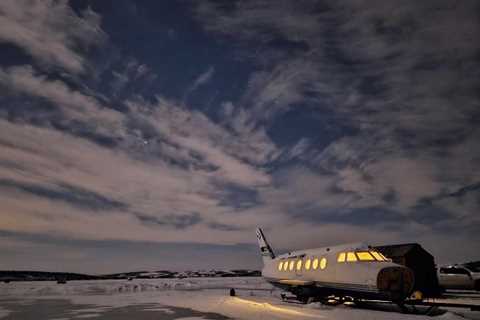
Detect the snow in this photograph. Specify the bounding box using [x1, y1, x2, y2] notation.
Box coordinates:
[0, 277, 479, 319]
[0, 307, 10, 319]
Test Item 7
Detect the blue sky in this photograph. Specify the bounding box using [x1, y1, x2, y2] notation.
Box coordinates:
[0, 0, 479, 273]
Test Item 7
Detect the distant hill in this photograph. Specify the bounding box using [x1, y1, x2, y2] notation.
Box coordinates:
[101, 269, 261, 280]
[0, 270, 102, 282]
[0, 269, 261, 282]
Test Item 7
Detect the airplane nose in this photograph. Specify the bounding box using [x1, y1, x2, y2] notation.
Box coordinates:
[377, 266, 414, 302]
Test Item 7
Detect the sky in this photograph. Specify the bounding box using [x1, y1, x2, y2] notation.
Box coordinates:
[0, 0, 479, 274]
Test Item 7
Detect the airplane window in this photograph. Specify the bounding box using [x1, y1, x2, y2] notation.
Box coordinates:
[370, 251, 385, 261]
[346, 252, 357, 262]
[278, 261, 283, 271]
[337, 252, 346, 263]
[296, 260, 302, 271]
[357, 251, 375, 261]
[312, 258, 319, 269]
[283, 261, 289, 271]
[320, 257, 327, 270]
[289, 260, 295, 271]
[305, 259, 311, 270]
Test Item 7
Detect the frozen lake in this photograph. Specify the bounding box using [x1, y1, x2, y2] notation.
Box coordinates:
[1, 277, 479, 319]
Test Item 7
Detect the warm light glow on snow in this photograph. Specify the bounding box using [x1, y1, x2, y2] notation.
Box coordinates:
[230, 297, 325, 318]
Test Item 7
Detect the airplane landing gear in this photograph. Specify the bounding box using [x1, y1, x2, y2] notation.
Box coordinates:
[280, 292, 316, 304]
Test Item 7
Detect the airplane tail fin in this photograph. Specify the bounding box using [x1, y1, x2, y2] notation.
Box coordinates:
[256, 227, 275, 263]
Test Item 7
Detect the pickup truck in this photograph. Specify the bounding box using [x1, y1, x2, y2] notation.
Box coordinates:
[438, 264, 480, 291]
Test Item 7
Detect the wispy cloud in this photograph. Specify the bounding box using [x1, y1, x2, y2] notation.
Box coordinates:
[0, 0, 104, 73]
[0, 65, 123, 131]
[0, 86, 278, 243]
[194, 0, 480, 242]
[182, 66, 215, 102]
[191, 66, 215, 91]
[0, 178, 128, 211]
[0, 0, 479, 271]
[0, 118, 250, 243]
[126, 97, 278, 173]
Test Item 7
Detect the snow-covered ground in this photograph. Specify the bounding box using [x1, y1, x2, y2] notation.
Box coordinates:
[0, 277, 479, 319]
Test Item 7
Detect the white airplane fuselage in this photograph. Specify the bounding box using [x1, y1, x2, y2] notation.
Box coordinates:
[256, 228, 414, 302]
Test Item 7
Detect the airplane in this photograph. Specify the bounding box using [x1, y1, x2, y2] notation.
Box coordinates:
[256, 227, 414, 304]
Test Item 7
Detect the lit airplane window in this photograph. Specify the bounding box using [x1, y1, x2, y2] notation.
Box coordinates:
[296, 259, 302, 271]
[312, 258, 319, 269]
[320, 257, 327, 269]
[289, 260, 295, 271]
[278, 261, 284, 271]
[356, 251, 375, 261]
[305, 258, 311, 270]
[283, 261, 289, 271]
[346, 252, 357, 262]
[370, 251, 385, 261]
[337, 252, 346, 263]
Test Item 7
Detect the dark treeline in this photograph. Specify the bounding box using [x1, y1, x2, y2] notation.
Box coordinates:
[0, 269, 261, 282]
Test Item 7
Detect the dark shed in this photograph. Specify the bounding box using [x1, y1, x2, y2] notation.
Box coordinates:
[375, 243, 441, 297]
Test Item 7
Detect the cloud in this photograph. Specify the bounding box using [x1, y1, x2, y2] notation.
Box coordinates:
[103, 57, 159, 98]
[110, 70, 129, 94]
[242, 58, 318, 120]
[135, 212, 203, 230]
[193, 0, 480, 248]
[0, 97, 277, 244]
[191, 66, 215, 90]
[195, 1, 322, 48]
[207, 222, 245, 232]
[0, 0, 104, 73]
[0, 119, 211, 242]
[0, 230, 260, 273]
[182, 66, 216, 103]
[214, 182, 261, 210]
[0, 0, 479, 271]
[0, 65, 124, 138]
[126, 97, 277, 184]
[0, 178, 128, 211]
